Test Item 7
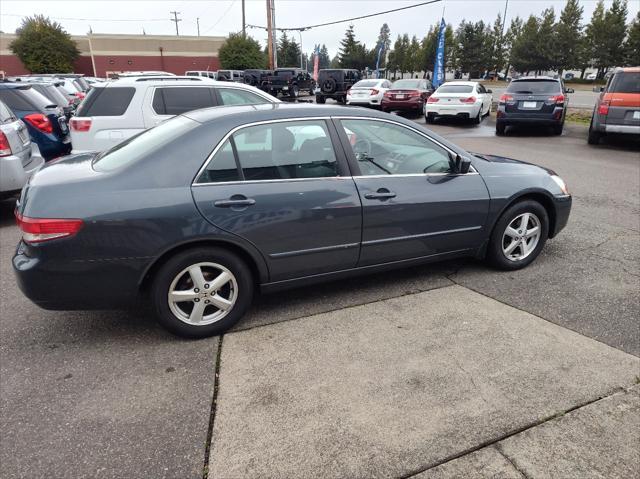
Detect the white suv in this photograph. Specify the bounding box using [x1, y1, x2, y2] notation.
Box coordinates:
[70, 76, 279, 153]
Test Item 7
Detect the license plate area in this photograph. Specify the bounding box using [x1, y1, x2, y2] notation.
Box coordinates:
[17, 128, 29, 144]
[522, 101, 538, 109]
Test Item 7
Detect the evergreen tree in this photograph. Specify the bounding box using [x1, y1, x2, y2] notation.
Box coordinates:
[10, 15, 79, 73]
[387, 35, 404, 78]
[277, 32, 301, 67]
[319, 44, 331, 68]
[537, 8, 557, 72]
[585, 1, 609, 77]
[454, 20, 489, 77]
[487, 13, 507, 75]
[219, 33, 266, 70]
[624, 11, 640, 66]
[376, 23, 392, 67]
[409, 35, 421, 77]
[602, 0, 628, 74]
[510, 15, 540, 74]
[503, 16, 523, 77]
[400, 34, 412, 75]
[338, 24, 361, 68]
[555, 0, 584, 75]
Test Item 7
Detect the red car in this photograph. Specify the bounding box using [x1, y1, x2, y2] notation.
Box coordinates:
[381, 79, 434, 114]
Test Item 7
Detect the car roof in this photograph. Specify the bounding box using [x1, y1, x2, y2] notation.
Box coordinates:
[513, 76, 559, 81]
[438, 81, 477, 86]
[184, 102, 398, 125]
[107, 76, 218, 86]
[615, 67, 640, 73]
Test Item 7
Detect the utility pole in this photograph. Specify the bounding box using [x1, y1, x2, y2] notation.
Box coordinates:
[501, 0, 509, 37]
[197, 17, 200, 36]
[271, 0, 277, 68]
[266, 0, 274, 69]
[170, 11, 181, 36]
[242, 0, 246, 37]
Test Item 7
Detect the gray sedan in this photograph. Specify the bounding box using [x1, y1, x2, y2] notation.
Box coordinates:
[13, 104, 571, 337]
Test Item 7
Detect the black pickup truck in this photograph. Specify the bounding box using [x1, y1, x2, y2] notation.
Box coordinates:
[267, 68, 315, 98]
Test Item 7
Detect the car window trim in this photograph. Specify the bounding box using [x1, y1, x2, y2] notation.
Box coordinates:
[192, 117, 349, 186]
[330, 116, 477, 177]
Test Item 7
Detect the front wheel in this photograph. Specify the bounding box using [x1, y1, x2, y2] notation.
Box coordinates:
[315, 95, 326, 104]
[487, 200, 549, 270]
[151, 247, 254, 338]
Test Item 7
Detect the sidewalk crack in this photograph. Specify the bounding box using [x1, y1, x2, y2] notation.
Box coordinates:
[493, 444, 530, 479]
[202, 334, 224, 479]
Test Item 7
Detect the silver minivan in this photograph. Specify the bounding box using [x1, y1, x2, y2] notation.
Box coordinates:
[0, 100, 44, 197]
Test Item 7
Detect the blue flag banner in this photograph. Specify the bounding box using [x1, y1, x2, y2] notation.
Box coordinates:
[375, 44, 384, 79]
[433, 18, 446, 88]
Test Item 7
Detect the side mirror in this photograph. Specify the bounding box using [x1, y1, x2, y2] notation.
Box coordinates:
[565, 88, 574, 93]
[454, 154, 472, 174]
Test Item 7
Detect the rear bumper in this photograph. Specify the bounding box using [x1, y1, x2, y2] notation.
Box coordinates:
[381, 98, 424, 111]
[550, 195, 572, 238]
[604, 124, 640, 135]
[496, 107, 564, 125]
[0, 147, 44, 194]
[347, 97, 381, 106]
[426, 103, 481, 117]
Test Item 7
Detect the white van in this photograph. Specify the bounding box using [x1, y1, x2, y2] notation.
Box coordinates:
[69, 76, 279, 153]
[185, 70, 217, 80]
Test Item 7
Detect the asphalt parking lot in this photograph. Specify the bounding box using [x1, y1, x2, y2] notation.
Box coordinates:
[1, 113, 638, 478]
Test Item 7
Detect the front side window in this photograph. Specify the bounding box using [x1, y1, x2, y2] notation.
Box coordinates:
[340, 119, 453, 176]
[218, 88, 270, 106]
[197, 120, 339, 183]
[152, 87, 216, 115]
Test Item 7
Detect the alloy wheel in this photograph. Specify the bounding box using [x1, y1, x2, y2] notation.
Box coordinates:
[501, 212, 541, 261]
[167, 262, 238, 325]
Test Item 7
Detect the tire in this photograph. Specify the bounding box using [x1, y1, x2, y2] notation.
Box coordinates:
[322, 78, 337, 94]
[552, 123, 563, 135]
[473, 109, 481, 124]
[315, 95, 326, 104]
[151, 247, 254, 338]
[587, 119, 602, 145]
[425, 113, 435, 124]
[496, 122, 506, 135]
[487, 200, 549, 271]
[289, 85, 299, 98]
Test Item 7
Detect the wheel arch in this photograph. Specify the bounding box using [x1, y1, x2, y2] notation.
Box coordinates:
[491, 190, 559, 240]
[139, 238, 269, 293]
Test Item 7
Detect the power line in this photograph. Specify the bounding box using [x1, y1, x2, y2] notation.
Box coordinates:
[0, 13, 167, 22]
[247, 0, 443, 32]
[201, 0, 237, 35]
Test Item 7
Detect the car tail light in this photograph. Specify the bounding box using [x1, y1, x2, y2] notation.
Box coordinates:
[597, 100, 610, 116]
[408, 90, 421, 98]
[70, 118, 92, 132]
[15, 213, 83, 244]
[0, 131, 12, 156]
[459, 96, 477, 103]
[370, 89, 379, 96]
[427, 96, 439, 103]
[23, 113, 53, 134]
[75, 91, 86, 100]
[499, 94, 515, 105]
[383, 91, 392, 98]
[548, 94, 565, 105]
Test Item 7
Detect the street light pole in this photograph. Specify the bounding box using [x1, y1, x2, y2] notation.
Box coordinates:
[170, 11, 181, 36]
[297, 29, 304, 70]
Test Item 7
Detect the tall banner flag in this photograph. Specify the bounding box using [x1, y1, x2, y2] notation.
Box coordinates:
[433, 18, 446, 88]
[313, 45, 320, 82]
[375, 44, 384, 79]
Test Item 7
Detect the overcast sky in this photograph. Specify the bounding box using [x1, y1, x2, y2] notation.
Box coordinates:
[1, 0, 638, 57]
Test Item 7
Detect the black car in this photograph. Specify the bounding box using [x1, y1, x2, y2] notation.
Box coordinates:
[14, 104, 571, 338]
[316, 69, 362, 104]
[496, 77, 573, 135]
[267, 68, 314, 98]
[243, 69, 273, 92]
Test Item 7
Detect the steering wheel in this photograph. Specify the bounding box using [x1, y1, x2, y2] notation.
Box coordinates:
[353, 138, 372, 158]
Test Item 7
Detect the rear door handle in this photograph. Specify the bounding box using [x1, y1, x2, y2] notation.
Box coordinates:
[364, 189, 396, 200]
[214, 198, 256, 208]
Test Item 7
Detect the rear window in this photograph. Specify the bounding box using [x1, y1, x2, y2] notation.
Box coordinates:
[0, 87, 48, 111]
[76, 87, 135, 116]
[437, 84, 474, 94]
[185, 72, 199, 76]
[507, 80, 561, 94]
[393, 79, 421, 89]
[609, 72, 640, 94]
[92, 115, 196, 172]
[354, 80, 379, 88]
[0, 100, 15, 122]
[152, 87, 216, 115]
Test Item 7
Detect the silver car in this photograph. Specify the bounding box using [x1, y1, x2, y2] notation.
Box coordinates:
[0, 100, 44, 198]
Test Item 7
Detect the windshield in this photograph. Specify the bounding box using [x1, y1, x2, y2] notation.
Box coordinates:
[507, 80, 561, 94]
[437, 84, 473, 94]
[92, 116, 196, 172]
[353, 80, 379, 88]
[393, 79, 421, 89]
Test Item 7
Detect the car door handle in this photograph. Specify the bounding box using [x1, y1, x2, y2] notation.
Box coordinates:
[214, 198, 256, 208]
[364, 189, 396, 200]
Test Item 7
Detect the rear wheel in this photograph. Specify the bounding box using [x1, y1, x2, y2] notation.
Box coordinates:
[151, 247, 254, 338]
[425, 113, 435, 124]
[289, 85, 299, 98]
[315, 95, 326, 104]
[552, 123, 564, 135]
[496, 121, 506, 135]
[487, 200, 549, 270]
[587, 119, 602, 145]
[473, 109, 481, 124]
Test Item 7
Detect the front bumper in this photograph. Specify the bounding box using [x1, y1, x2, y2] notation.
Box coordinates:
[550, 195, 572, 238]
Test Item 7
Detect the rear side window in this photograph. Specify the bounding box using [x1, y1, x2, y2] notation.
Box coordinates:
[218, 88, 270, 106]
[0, 88, 39, 111]
[507, 80, 561, 94]
[152, 87, 216, 115]
[0, 100, 15, 122]
[609, 72, 640, 94]
[76, 87, 135, 116]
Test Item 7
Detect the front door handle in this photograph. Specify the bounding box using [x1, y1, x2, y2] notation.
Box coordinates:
[214, 197, 256, 208]
[364, 189, 396, 200]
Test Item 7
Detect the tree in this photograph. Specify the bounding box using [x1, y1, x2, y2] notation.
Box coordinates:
[585, 1, 609, 77]
[537, 8, 557, 72]
[487, 13, 507, 75]
[554, 0, 584, 76]
[387, 35, 404, 78]
[10, 15, 79, 73]
[601, 0, 628, 74]
[624, 11, 640, 66]
[277, 32, 301, 67]
[454, 20, 490, 77]
[409, 35, 421, 77]
[338, 24, 362, 69]
[510, 15, 540, 74]
[219, 33, 266, 70]
[503, 16, 523, 77]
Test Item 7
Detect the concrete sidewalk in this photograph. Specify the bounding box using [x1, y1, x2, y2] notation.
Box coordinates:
[208, 285, 639, 478]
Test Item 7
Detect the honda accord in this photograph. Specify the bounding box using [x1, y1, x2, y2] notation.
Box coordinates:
[13, 104, 571, 338]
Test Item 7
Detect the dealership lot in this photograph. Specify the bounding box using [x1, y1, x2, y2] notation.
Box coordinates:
[1, 117, 638, 478]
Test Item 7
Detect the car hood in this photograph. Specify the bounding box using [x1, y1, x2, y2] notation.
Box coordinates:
[471, 152, 556, 176]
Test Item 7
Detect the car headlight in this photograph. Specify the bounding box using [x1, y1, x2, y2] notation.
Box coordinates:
[551, 175, 569, 195]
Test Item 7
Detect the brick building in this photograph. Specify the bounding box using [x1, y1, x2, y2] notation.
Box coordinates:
[0, 33, 225, 77]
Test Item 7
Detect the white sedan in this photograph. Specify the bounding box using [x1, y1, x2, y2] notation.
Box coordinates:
[346, 79, 392, 108]
[424, 81, 493, 124]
